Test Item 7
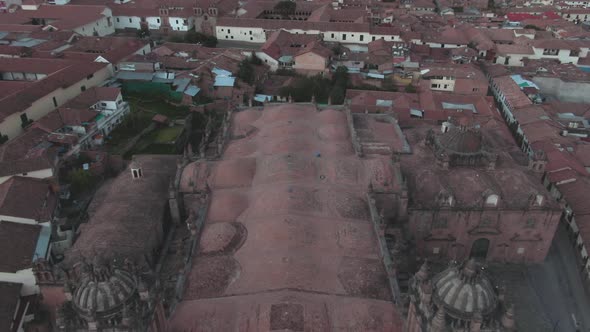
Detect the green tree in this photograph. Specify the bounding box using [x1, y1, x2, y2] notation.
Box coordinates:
[405, 84, 417, 93]
[238, 59, 255, 85]
[274, 0, 296, 16]
[184, 29, 218, 47]
[67, 169, 97, 195]
[332, 66, 349, 88]
[249, 52, 263, 65]
[330, 86, 345, 105]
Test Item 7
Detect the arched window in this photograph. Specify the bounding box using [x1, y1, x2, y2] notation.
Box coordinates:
[485, 194, 499, 206]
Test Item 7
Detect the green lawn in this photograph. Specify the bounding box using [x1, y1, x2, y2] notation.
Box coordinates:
[127, 96, 189, 119]
[153, 126, 184, 143]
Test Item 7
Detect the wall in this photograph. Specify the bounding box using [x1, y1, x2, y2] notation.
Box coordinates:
[216, 26, 266, 43]
[494, 54, 526, 66]
[531, 47, 579, 64]
[0, 66, 112, 140]
[114, 16, 142, 30]
[532, 77, 590, 103]
[407, 208, 561, 263]
[294, 52, 327, 73]
[254, 51, 279, 70]
[0, 269, 38, 296]
[168, 16, 193, 31]
[215, 24, 403, 45]
[0, 168, 54, 185]
[73, 12, 114, 37]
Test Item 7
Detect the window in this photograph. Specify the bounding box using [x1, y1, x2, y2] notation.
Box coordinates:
[20, 113, 29, 125]
[342, 34, 347, 41]
[486, 194, 499, 206]
[443, 84, 448, 89]
[331, 33, 334, 38]
[432, 218, 448, 229]
[176, 19, 179, 24]
[52, 97, 58, 107]
[227, 29, 230, 33]
[131, 168, 143, 179]
[431, 84, 438, 88]
[249, 30, 252, 35]
[472, 88, 479, 92]
[81, 85, 86, 92]
[372, 36, 376, 41]
[116, 18, 120, 23]
[360, 35, 364, 42]
[157, 18, 160, 23]
[129, 18, 132, 23]
[183, 19, 188, 25]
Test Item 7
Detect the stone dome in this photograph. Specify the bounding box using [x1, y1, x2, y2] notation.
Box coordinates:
[436, 126, 483, 155]
[432, 259, 498, 320]
[73, 265, 137, 318]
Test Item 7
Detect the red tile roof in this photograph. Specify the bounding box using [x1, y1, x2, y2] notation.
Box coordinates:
[0, 221, 41, 272]
[0, 58, 108, 121]
[0, 177, 57, 222]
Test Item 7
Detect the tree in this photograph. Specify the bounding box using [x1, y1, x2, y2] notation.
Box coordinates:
[405, 84, 417, 93]
[137, 25, 150, 38]
[523, 24, 542, 31]
[382, 76, 398, 92]
[274, 0, 296, 16]
[332, 66, 349, 88]
[330, 86, 345, 105]
[238, 59, 255, 85]
[67, 169, 97, 195]
[249, 51, 263, 65]
[184, 29, 218, 47]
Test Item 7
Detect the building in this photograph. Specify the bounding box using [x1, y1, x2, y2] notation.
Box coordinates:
[0, 281, 32, 332]
[1, 5, 115, 36]
[0, 57, 112, 140]
[256, 30, 332, 74]
[400, 118, 562, 263]
[168, 103, 406, 330]
[32, 87, 131, 153]
[39, 155, 179, 331]
[420, 64, 488, 96]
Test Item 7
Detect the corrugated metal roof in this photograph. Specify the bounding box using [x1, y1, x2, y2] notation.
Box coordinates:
[376, 99, 393, 106]
[184, 85, 201, 96]
[254, 94, 272, 102]
[214, 76, 235, 87]
[441, 102, 477, 113]
[212, 67, 232, 77]
[115, 71, 154, 81]
[33, 225, 51, 261]
[174, 77, 191, 92]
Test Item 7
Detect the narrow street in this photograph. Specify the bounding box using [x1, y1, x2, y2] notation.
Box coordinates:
[526, 224, 590, 332]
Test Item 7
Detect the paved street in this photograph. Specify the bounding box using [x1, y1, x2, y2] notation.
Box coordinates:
[526, 224, 590, 332]
[487, 223, 590, 332]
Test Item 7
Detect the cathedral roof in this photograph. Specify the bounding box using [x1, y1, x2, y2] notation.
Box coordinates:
[72, 263, 137, 318]
[432, 259, 498, 320]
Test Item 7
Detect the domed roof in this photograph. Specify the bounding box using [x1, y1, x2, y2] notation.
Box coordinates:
[436, 126, 483, 154]
[72, 265, 137, 317]
[432, 259, 498, 320]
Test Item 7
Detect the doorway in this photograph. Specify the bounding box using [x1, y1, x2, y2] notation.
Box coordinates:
[470, 238, 490, 260]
